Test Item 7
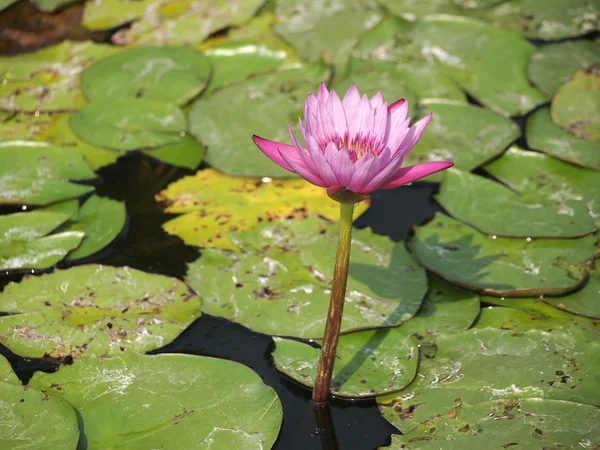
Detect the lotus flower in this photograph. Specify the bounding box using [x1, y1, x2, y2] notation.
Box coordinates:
[252, 83, 453, 202]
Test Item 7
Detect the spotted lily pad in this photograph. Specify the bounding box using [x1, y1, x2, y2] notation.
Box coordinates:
[70, 98, 187, 151]
[552, 70, 600, 142]
[473, 0, 600, 40]
[272, 328, 418, 398]
[0, 41, 118, 112]
[81, 46, 212, 105]
[185, 217, 428, 338]
[0, 264, 201, 358]
[436, 168, 595, 238]
[112, 0, 266, 46]
[403, 100, 519, 181]
[348, 18, 466, 102]
[0, 208, 84, 271]
[274, 0, 383, 67]
[0, 357, 80, 449]
[526, 108, 600, 171]
[82, 0, 153, 30]
[377, 323, 600, 433]
[157, 168, 368, 250]
[189, 62, 330, 178]
[399, 276, 480, 345]
[61, 195, 126, 261]
[384, 399, 600, 449]
[528, 40, 600, 97]
[409, 212, 594, 297]
[542, 266, 600, 319]
[484, 147, 600, 218]
[0, 142, 96, 205]
[30, 352, 282, 449]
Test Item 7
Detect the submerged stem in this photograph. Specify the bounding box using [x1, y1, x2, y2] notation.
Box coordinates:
[312, 202, 355, 404]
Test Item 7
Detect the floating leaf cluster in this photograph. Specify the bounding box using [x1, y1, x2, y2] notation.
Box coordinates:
[0, 0, 598, 448]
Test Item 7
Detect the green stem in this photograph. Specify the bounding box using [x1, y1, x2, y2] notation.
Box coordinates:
[312, 202, 355, 404]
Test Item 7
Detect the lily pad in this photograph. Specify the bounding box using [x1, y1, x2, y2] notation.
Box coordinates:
[349, 18, 467, 102]
[274, 0, 383, 67]
[542, 266, 600, 319]
[404, 100, 519, 181]
[528, 39, 600, 97]
[377, 324, 600, 433]
[0, 357, 80, 449]
[436, 168, 595, 238]
[158, 169, 368, 250]
[82, 0, 153, 30]
[185, 217, 428, 338]
[377, 0, 461, 20]
[0, 264, 201, 358]
[30, 352, 282, 449]
[384, 399, 600, 449]
[526, 108, 600, 171]
[0, 41, 118, 112]
[189, 62, 330, 178]
[70, 98, 187, 151]
[0, 142, 96, 205]
[473, 0, 600, 40]
[31, 0, 78, 12]
[399, 276, 480, 345]
[0, 208, 84, 271]
[552, 70, 600, 142]
[142, 134, 205, 169]
[112, 0, 266, 46]
[81, 46, 212, 106]
[272, 327, 418, 398]
[452, 0, 504, 9]
[61, 195, 126, 261]
[409, 212, 595, 297]
[483, 146, 600, 218]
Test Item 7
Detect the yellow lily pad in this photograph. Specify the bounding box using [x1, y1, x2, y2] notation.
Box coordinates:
[156, 169, 369, 250]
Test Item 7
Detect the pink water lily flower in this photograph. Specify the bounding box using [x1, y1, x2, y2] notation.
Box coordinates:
[252, 83, 453, 202]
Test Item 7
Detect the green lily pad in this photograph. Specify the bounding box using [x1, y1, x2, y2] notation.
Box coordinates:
[0, 41, 118, 112]
[157, 169, 368, 250]
[30, 352, 282, 449]
[272, 328, 418, 398]
[384, 399, 600, 449]
[529, 40, 600, 97]
[436, 168, 595, 238]
[0, 264, 201, 358]
[552, 70, 600, 142]
[452, 0, 504, 9]
[203, 41, 289, 93]
[81, 46, 212, 106]
[142, 134, 205, 169]
[526, 108, 600, 171]
[409, 212, 594, 297]
[349, 18, 467, 102]
[377, 323, 600, 433]
[484, 147, 600, 218]
[0, 358, 80, 449]
[542, 266, 600, 319]
[70, 98, 187, 151]
[61, 195, 126, 261]
[189, 62, 330, 178]
[404, 100, 519, 181]
[112, 0, 266, 46]
[473, 0, 600, 40]
[82, 0, 154, 30]
[185, 217, 427, 338]
[274, 0, 383, 67]
[377, 0, 461, 20]
[399, 276, 480, 345]
[0, 142, 96, 205]
[0, 0, 18, 12]
[0, 209, 84, 271]
[31, 0, 78, 12]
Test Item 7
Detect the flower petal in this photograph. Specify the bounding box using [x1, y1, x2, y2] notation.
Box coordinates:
[342, 85, 360, 114]
[325, 90, 347, 139]
[380, 161, 454, 189]
[326, 145, 355, 187]
[389, 98, 406, 113]
[317, 83, 330, 103]
[288, 125, 319, 173]
[349, 154, 381, 193]
[309, 142, 340, 186]
[348, 94, 373, 143]
[252, 135, 298, 172]
[280, 150, 327, 187]
[370, 91, 384, 108]
[361, 150, 406, 192]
